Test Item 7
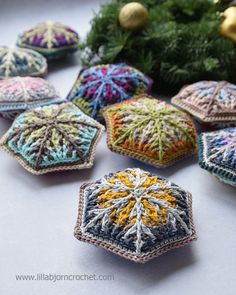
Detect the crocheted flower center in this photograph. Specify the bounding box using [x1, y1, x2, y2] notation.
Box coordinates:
[98, 170, 177, 228]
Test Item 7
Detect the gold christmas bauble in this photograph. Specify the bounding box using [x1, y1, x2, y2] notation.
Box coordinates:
[118, 2, 149, 31]
[221, 7, 236, 43]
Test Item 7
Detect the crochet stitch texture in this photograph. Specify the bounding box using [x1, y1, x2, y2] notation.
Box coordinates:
[17, 21, 80, 59]
[171, 81, 236, 125]
[0, 102, 104, 175]
[0, 76, 64, 119]
[74, 168, 196, 263]
[0, 46, 47, 77]
[67, 63, 152, 121]
[198, 128, 236, 186]
[104, 95, 198, 168]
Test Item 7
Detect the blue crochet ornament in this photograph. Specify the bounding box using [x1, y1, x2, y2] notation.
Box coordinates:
[0, 102, 104, 175]
[67, 63, 153, 122]
[0, 46, 47, 77]
[199, 128, 236, 186]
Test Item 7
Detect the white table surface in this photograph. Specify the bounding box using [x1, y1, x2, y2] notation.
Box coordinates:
[0, 1, 236, 294]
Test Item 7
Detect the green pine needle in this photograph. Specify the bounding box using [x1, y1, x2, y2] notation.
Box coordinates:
[83, 0, 236, 90]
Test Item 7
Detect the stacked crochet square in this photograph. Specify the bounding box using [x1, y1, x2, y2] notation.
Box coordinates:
[74, 168, 196, 263]
[198, 128, 236, 186]
[17, 21, 80, 60]
[0, 76, 64, 119]
[171, 81, 236, 127]
[67, 63, 153, 122]
[104, 95, 198, 168]
[0, 102, 104, 175]
[0, 46, 47, 77]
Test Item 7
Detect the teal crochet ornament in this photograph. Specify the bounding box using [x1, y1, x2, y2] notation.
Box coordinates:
[0, 103, 104, 175]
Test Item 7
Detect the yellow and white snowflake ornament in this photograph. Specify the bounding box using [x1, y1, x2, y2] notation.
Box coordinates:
[74, 168, 197, 263]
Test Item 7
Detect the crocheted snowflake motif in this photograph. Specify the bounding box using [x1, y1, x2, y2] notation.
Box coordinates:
[17, 21, 80, 59]
[0, 76, 64, 119]
[171, 81, 236, 124]
[74, 168, 196, 263]
[104, 95, 198, 168]
[0, 102, 104, 175]
[199, 128, 236, 186]
[67, 64, 152, 121]
[0, 46, 47, 77]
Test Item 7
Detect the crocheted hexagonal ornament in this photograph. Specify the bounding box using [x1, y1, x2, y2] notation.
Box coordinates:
[0, 46, 47, 77]
[104, 95, 198, 168]
[171, 81, 236, 125]
[67, 63, 153, 122]
[74, 168, 196, 263]
[199, 128, 236, 186]
[17, 21, 80, 60]
[0, 102, 104, 175]
[0, 77, 64, 119]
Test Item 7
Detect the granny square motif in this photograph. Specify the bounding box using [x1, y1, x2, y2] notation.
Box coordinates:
[74, 168, 196, 263]
[0, 46, 47, 77]
[198, 128, 236, 186]
[67, 63, 153, 121]
[17, 21, 80, 60]
[0, 76, 64, 119]
[0, 102, 104, 175]
[104, 95, 198, 168]
[171, 81, 236, 125]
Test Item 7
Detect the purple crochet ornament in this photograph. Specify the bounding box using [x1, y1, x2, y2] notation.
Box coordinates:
[17, 21, 80, 60]
[67, 63, 153, 122]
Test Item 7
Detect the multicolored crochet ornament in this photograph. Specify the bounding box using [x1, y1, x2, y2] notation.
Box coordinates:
[0, 76, 64, 119]
[104, 95, 198, 168]
[67, 63, 153, 122]
[171, 81, 236, 126]
[74, 168, 197, 263]
[17, 21, 80, 60]
[198, 128, 236, 186]
[0, 102, 104, 175]
[0, 46, 47, 77]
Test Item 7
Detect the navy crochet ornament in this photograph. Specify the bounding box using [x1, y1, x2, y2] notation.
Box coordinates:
[74, 168, 197, 263]
[199, 128, 236, 186]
